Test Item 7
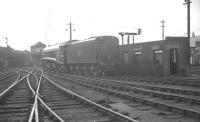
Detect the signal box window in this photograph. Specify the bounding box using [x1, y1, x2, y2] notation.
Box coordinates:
[135, 51, 142, 55]
[153, 50, 163, 64]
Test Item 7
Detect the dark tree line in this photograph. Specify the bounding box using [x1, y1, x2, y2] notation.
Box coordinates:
[0, 47, 33, 71]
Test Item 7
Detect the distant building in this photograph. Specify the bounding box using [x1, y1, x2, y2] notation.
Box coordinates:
[30, 42, 46, 66]
[30, 42, 46, 54]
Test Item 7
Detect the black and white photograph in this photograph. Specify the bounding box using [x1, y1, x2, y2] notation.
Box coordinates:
[0, 0, 200, 121]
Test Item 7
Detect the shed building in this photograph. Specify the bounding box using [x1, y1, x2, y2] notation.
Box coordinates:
[119, 37, 189, 76]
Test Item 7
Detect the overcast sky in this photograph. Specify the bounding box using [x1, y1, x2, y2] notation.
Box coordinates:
[0, 0, 199, 51]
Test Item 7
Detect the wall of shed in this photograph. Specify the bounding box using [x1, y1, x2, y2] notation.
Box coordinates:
[163, 37, 189, 76]
[119, 41, 164, 76]
[119, 37, 189, 76]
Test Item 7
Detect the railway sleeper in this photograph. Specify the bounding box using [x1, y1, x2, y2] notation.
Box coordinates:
[74, 78, 200, 105]
[51, 74, 200, 119]
[90, 79, 200, 104]
[44, 76, 139, 122]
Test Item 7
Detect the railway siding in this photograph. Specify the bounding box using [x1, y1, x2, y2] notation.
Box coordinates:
[94, 77, 200, 96]
[1, 69, 199, 121]
[0, 75, 32, 121]
[46, 73, 200, 119]
[0, 69, 138, 121]
[42, 75, 138, 122]
[0, 73, 20, 94]
[104, 76, 200, 87]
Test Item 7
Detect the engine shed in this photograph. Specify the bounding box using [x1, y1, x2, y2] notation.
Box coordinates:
[119, 37, 189, 76]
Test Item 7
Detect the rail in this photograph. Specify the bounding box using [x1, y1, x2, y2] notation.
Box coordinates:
[44, 75, 138, 122]
[72, 76, 200, 104]
[28, 70, 64, 122]
[27, 73, 38, 122]
[0, 73, 17, 81]
[0, 74, 26, 98]
[28, 70, 42, 122]
[37, 96, 65, 122]
[47, 73, 200, 118]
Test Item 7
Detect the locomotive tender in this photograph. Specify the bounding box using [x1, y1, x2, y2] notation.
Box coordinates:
[65, 36, 119, 75]
[42, 36, 120, 76]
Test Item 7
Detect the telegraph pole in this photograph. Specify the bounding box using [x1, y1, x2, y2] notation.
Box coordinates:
[66, 22, 75, 41]
[184, 0, 192, 74]
[69, 22, 72, 41]
[184, 0, 191, 41]
[161, 20, 165, 40]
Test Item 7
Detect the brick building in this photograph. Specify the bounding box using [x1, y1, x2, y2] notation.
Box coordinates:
[119, 37, 189, 76]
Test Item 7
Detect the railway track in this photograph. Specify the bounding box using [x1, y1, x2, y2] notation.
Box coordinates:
[102, 76, 200, 87]
[0, 75, 32, 121]
[46, 73, 200, 120]
[3, 69, 198, 121]
[0, 71, 17, 81]
[38, 75, 137, 122]
[66, 74, 200, 100]
[0, 69, 40, 122]
[0, 69, 137, 121]
[0, 72, 20, 94]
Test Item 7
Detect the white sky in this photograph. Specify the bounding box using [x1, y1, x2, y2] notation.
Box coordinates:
[0, 0, 199, 50]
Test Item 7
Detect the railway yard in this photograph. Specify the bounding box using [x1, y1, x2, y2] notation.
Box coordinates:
[0, 0, 199, 121]
[0, 69, 199, 122]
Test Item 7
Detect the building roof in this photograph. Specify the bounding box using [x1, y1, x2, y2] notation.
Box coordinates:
[43, 42, 66, 52]
[31, 42, 46, 47]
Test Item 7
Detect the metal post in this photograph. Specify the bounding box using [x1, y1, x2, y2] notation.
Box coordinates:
[122, 35, 124, 45]
[127, 35, 130, 44]
[69, 22, 72, 41]
[119, 33, 124, 45]
[184, 0, 191, 74]
[67, 22, 75, 41]
[187, 0, 191, 74]
[187, 1, 191, 43]
[161, 20, 165, 40]
[131, 35, 135, 65]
